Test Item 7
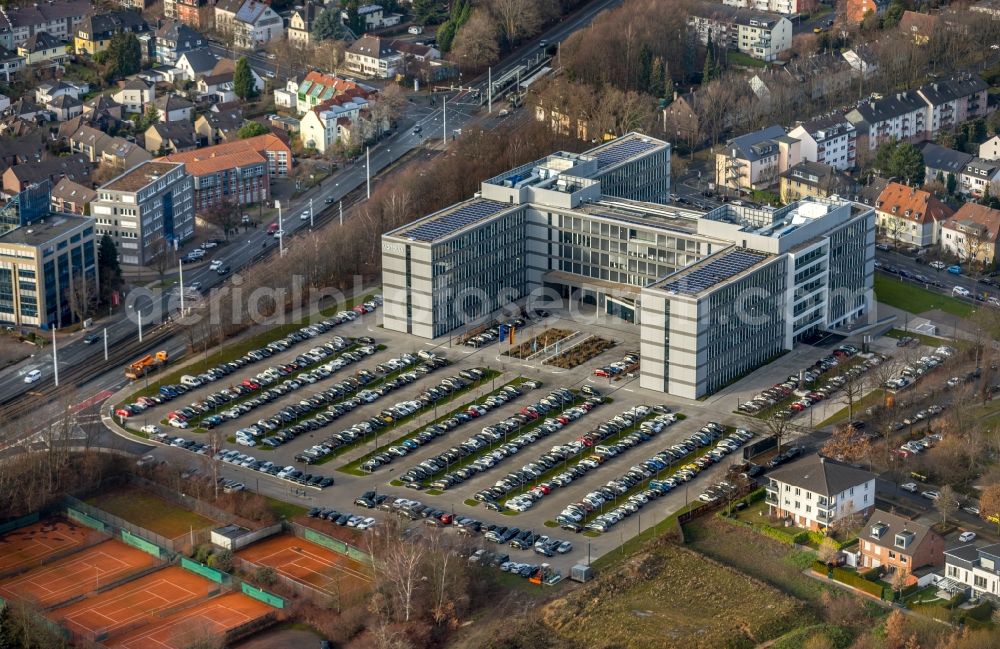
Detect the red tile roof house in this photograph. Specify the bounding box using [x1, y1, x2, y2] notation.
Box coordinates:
[874, 181, 954, 248]
[859, 509, 944, 585]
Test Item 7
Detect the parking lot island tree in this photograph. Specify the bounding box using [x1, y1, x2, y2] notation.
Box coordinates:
[935, 484, 960, 527]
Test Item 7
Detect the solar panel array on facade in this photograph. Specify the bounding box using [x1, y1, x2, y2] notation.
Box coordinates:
[404, 200, 509, 242]
[662, 250, 768, 296]
[593, 139, 658, 169]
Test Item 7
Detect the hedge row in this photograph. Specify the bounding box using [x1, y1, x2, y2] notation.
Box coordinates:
[858, 566, 881, 581]
[946, 590, 969, 609]
[745, 488, 766, 504]
[758, 524, 809, 545]
[812, 560, 828, 575]
[964, 600, 993, 621]
[830, 566, 885, 598]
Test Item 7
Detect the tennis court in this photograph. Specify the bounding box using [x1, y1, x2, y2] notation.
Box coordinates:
[237, 534, 372, 599]
[0, 539, 158, 608]
[108, 592, 273, 649]
[55, 566, 215, 640]
[0, 519, 94, 576]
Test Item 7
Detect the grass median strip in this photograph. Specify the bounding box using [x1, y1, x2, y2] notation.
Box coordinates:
[118, 291, 378, 409]
[337, 376, 531, 476]
[874, 274, 973, 318]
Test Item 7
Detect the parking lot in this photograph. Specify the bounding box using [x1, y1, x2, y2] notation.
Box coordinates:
[124, 303, 914, 574]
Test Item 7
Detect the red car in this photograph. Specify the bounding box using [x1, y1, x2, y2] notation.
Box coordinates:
[115, 408, 132, 418]
[241, 379, 260, 390]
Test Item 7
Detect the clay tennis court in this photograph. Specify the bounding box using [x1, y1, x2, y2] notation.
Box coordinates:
[0, 518, 94, 576]
[237, 534, 372, 598]
[0, 539, 158, 608]
[108, 592, 273, 649]
[53, 566, 215, 640]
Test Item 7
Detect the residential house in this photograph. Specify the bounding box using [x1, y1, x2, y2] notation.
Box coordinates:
[846, 0, 890, 22]
[34, 80, 85, 106]
[82, 95, 124, 131]
[155, 94, 194, 124]
[661, 93, 702, 149]
[788, 116, 857, 171]
[50, 177, 96, 215]
[345, 35, 402, 79]
[874, 181, 954, 247]
[0, 0, 90, 50]
[940, 203, 1000, 265]
[277, 71, 376, 115]
[778, 161, 855, 204]
[778, 53, 855, 103]
[195, 58, 263, 103]
[73, 11, 149, 57]
[288, 2, 319, 48]
[845, 91, 928, 151]
[715, 125, 800, 191]
[343, 4, 402, 32]
[47, 94, 81, 121]
[765, 455, 876, 531]
[389, 39, 441, 78]
[117, 0, 156, 9]
[2, 155, 90, 194]
[0, 137, 46, 168]
[980, 135, 1000, 161]
[194, 109, 244, 145]
[944, 544, 1000, 600]
[5, 99, 47, 124]
[155, 20, 205, 66]
[842, 46, 879, 78]
[688, 3, 793, 61]
[859, 510, 944, 579]
[176, 48, 220, 81]
[144, 121, 198, 154]
[214, 0, 284, 50]
[67, 124, 152, 170]
[0, 46, 25, 81]
[960, 158, 1000, 198]
[113, 78, 156, 114]
[917, 75, 990, 135]
[160, 132, 292, 178]
[917, 142, 972, 185]
[299, 94, 371, 153]
[722, 0, 802, 14]
[92, 161, 195, 264]
[17, 32, 67, 67]
[899, 11, 939, 44]
[165, 0, 215, 31]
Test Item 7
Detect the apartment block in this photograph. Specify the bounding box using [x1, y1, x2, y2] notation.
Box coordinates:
[766, 455, 876, 531]
[788, 116, 857, 171]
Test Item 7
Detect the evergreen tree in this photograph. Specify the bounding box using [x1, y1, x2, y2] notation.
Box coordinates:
[648, 56, 666, 98]
[702, 41, 715, 83]
[638, 44, 653, 93]
[345, 0, 364, 34]
[238, 121, 270, 139]
[437, 19, 456, 52]
[888, 142, 925, 186]
[98, 234, 122, 304]
[233, 56, 256, 100]
[946, 172, 957, 195]
[411, 0, 446, 25]
[312, 7, 346, 41]
[105, 32, 142, 80]
[663, 59, 675, 102]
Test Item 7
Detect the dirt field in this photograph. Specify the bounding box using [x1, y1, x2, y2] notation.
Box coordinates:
[0, 518, 96, 576]
[52, 566, 216, 641]
[86, 488, 216, 539]
[539, 540, 810, 649]
[0, 539, 159, 608]
[237, 534, 371, 600]
[0, 336, 30, 369]
[107, 592, 273, 649]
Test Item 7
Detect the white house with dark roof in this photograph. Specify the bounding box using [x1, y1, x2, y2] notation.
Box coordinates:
[214, 0, 283, 50]
[715, 124, 801, 191]
[918, 142, 973, 184]
[788, 116, 857, 172]
[845, 91, 928, 151]
[345, 35, 402, 79]
[945, 543, 1000, 600]
[765, 455, 875, 530]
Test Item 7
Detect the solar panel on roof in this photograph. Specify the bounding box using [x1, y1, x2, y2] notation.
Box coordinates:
[662, 250, 767, 296]
[594, 139, 658, 169]
[405, 200, 509, 242]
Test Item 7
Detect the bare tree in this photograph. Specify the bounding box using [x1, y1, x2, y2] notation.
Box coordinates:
[838, 369, 866, 422]
[451, 8, 500, 70]
[890, 568, 909, 602]
[367, 517, 425, 624]
[487, 0, 542, 48]
[147, 237, 172, 286]
[751, 410, 795, 453]
[200, 200, 241, 241]
[936, 485, 960, 526]
[67, 272, 97, 324]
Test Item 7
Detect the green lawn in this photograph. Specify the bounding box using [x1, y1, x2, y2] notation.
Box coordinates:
[727, 51, 768, 68]
[265, 497, 309, 521]
[87, 488, 216, 539]
[815, 388, 886, 428]
[874, 274, 973, 317]
[884, 328, 948, 347]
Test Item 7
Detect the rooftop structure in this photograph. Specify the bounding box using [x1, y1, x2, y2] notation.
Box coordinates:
[104, 161, 182, 192]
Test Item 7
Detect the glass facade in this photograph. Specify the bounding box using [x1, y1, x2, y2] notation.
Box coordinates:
[827, 216, 871, 326]
[430, 209, 527, 337]
[703, 258, 787, 394]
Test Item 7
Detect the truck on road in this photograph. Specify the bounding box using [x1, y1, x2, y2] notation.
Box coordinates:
[125, 350, 168, 379]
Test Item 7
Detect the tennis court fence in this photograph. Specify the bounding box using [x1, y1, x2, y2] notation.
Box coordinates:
[286, 521, 373, 565]
[231, 555, 332, 605]
[63, 496, 187, 555]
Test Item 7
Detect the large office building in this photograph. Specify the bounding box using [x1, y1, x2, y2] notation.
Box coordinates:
[381, 133, 874, 399]
[92, 161, 194, 265]
[0, 182, 98, 328]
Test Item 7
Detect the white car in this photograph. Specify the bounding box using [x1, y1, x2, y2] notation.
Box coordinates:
[901, 483, 918, 493]
[23, 369, 41, 383]
[209, 260, 223, 271]
[140, 424, 160, 435]
[168, 418, 189, 429]
[953, 286, 971, 297]
[959, 531, 977, 542]
[929, 260, 947, 270]
[300, 211, 311, 220]
[921, 490, 941, 500]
